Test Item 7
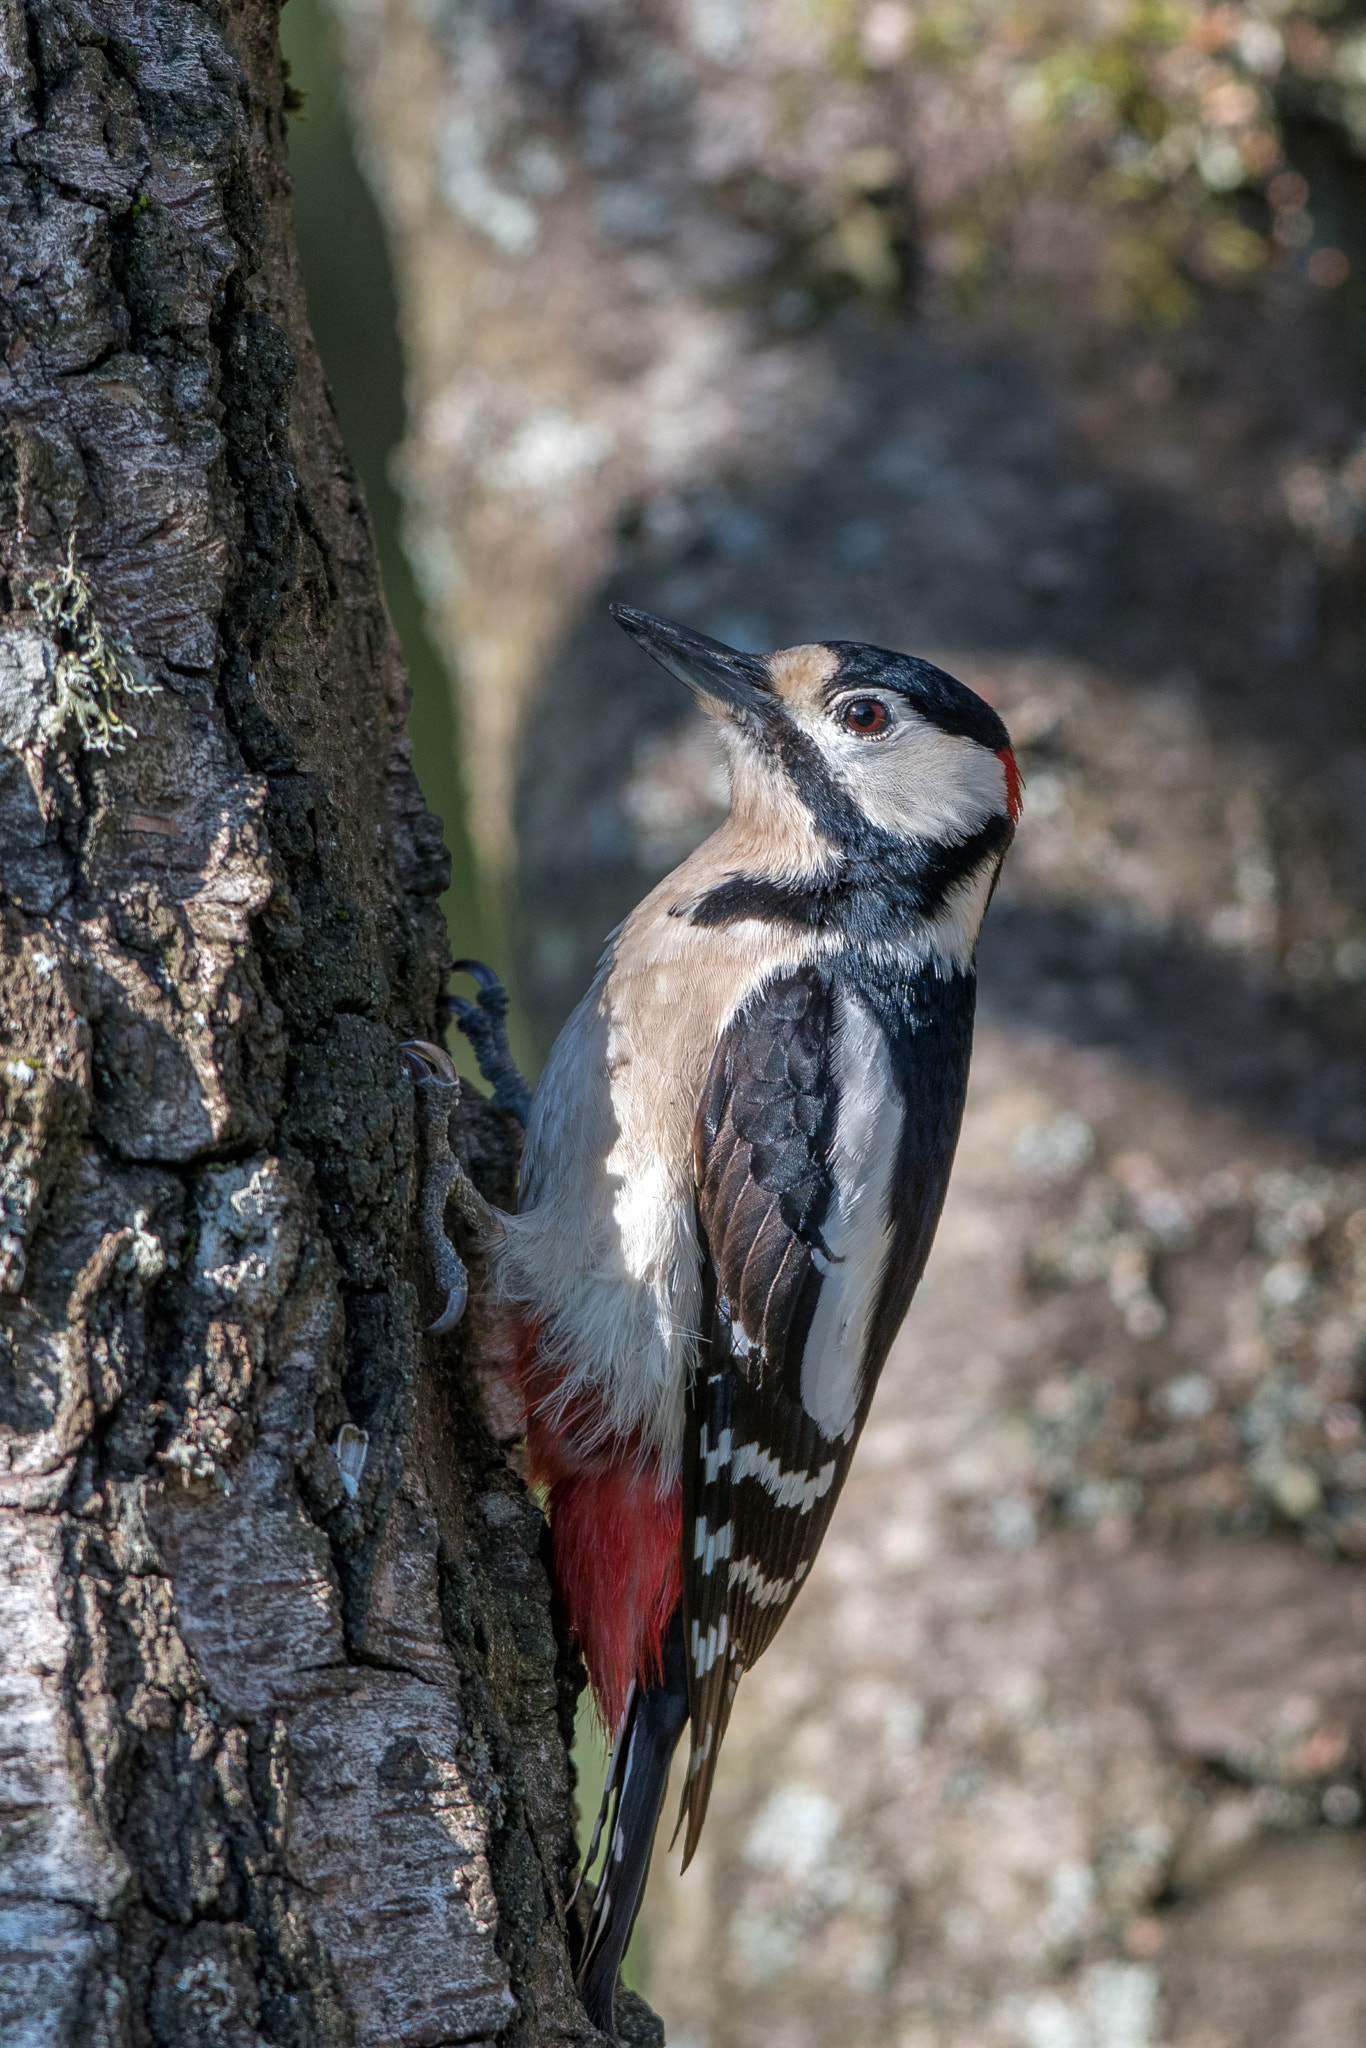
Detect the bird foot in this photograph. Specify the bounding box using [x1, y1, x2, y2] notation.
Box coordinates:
[445, 961, 532, 1128]
[401, 1039, 501, 1333]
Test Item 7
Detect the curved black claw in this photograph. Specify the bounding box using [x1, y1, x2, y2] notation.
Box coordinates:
[400, 1038, 469, 1332]
[401, 1038, 458, 1087]
[444, 960, 532, 1128]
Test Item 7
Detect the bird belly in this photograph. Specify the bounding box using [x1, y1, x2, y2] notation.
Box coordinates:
[506, 907, 826, 1470]
[501, 1157, 700, 1473]
[497, 1163, 693, 1725]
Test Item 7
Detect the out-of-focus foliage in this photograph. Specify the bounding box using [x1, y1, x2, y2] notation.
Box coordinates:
[903, 1, 1366, 322]
[793, 0, 1366, 326]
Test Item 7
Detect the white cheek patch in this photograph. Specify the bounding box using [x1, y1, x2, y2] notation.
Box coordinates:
[810, 714, 1004, 845]
[799, 993, 899, 1439]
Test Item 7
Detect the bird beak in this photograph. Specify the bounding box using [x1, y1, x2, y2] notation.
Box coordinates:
[610, 605, 771, 721]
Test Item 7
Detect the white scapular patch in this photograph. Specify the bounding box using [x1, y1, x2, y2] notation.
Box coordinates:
[729, 1554, 811, 1608]
[731, 1441, 838, 1511]
[799, 993, 900, 1438]
[694, 1517, 733, 1571]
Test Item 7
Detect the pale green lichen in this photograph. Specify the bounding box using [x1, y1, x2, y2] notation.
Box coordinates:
[26, 535, 158, 755]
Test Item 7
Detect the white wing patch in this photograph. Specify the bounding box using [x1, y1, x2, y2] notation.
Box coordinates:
[799, 993, 900, 1439]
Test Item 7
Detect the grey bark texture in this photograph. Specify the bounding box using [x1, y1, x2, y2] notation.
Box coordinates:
[0, 4, 612, 2044]
[320, 3, 1366, 2043]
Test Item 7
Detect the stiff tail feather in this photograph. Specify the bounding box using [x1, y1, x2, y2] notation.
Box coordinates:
[577, 1608, 689, 2041]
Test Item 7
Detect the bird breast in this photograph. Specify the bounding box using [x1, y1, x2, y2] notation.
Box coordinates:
[502, 864, 837, 1475]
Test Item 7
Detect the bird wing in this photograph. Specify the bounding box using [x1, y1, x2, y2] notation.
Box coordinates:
[679, 959, 966, 1862]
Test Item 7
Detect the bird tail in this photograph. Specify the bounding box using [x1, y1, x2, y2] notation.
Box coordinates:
[576, 1607, 689, 2042]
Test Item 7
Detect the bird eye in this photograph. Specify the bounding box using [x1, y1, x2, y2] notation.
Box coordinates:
[838, 696, 892, 738]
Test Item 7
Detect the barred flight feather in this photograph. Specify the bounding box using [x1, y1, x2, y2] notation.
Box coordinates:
[675, 959, 980, 1855]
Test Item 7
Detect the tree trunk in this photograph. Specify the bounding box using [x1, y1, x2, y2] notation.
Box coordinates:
[0, 5, 606, 2043]
[321, 3, 1366, 2043]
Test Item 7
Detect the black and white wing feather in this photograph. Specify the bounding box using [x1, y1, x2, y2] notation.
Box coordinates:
[679, 962, 974, 1861]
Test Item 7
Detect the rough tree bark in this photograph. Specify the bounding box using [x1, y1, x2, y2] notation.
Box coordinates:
[321, 4, 1366, 2043]
[0, 5, 611, 2044]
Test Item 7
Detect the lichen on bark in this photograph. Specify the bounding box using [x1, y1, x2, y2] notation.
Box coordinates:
[0, 2, 604, 2042]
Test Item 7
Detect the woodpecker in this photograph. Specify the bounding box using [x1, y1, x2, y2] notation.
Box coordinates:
[405, 608, 1020, 2041]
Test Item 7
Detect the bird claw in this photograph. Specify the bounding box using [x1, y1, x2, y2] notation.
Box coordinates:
[400, 1037, 471, 1333]
[426, 1273, 468, 1335]
[445, 961, 531, 1128]
[401, 1038, 459, 1087]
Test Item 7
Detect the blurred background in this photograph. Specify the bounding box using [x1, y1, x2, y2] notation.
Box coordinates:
[281, 2, 1366, 2042]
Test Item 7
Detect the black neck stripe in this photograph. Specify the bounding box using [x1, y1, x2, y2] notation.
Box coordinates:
[685, 814, 1013, 944]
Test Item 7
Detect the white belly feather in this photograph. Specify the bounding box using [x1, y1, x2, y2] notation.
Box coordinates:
[502, 972, 702, 1469]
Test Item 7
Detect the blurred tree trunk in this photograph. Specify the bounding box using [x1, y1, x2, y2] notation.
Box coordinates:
[324, 3, 1366, 2043]
[0, 3, 604, 2043]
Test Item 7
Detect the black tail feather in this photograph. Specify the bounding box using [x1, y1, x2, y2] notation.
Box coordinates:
[570, 1681, 636, 1911]
[577, 1610, 688, 2041]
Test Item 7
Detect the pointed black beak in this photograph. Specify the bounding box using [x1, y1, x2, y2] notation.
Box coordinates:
[610, 605, 771, 720]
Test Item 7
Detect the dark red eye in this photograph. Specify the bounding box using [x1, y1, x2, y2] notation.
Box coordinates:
[839, 697, 891, 737]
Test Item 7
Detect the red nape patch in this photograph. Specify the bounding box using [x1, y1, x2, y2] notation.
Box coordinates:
[546, 1463, 682, 1730]
[997, 745, 1024, 823]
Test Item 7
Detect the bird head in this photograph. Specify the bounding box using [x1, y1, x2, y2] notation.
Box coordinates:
[610, 605, 1022, 872]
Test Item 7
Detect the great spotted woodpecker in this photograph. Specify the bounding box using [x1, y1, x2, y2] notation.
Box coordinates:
[405, 608, 1020, 2041]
